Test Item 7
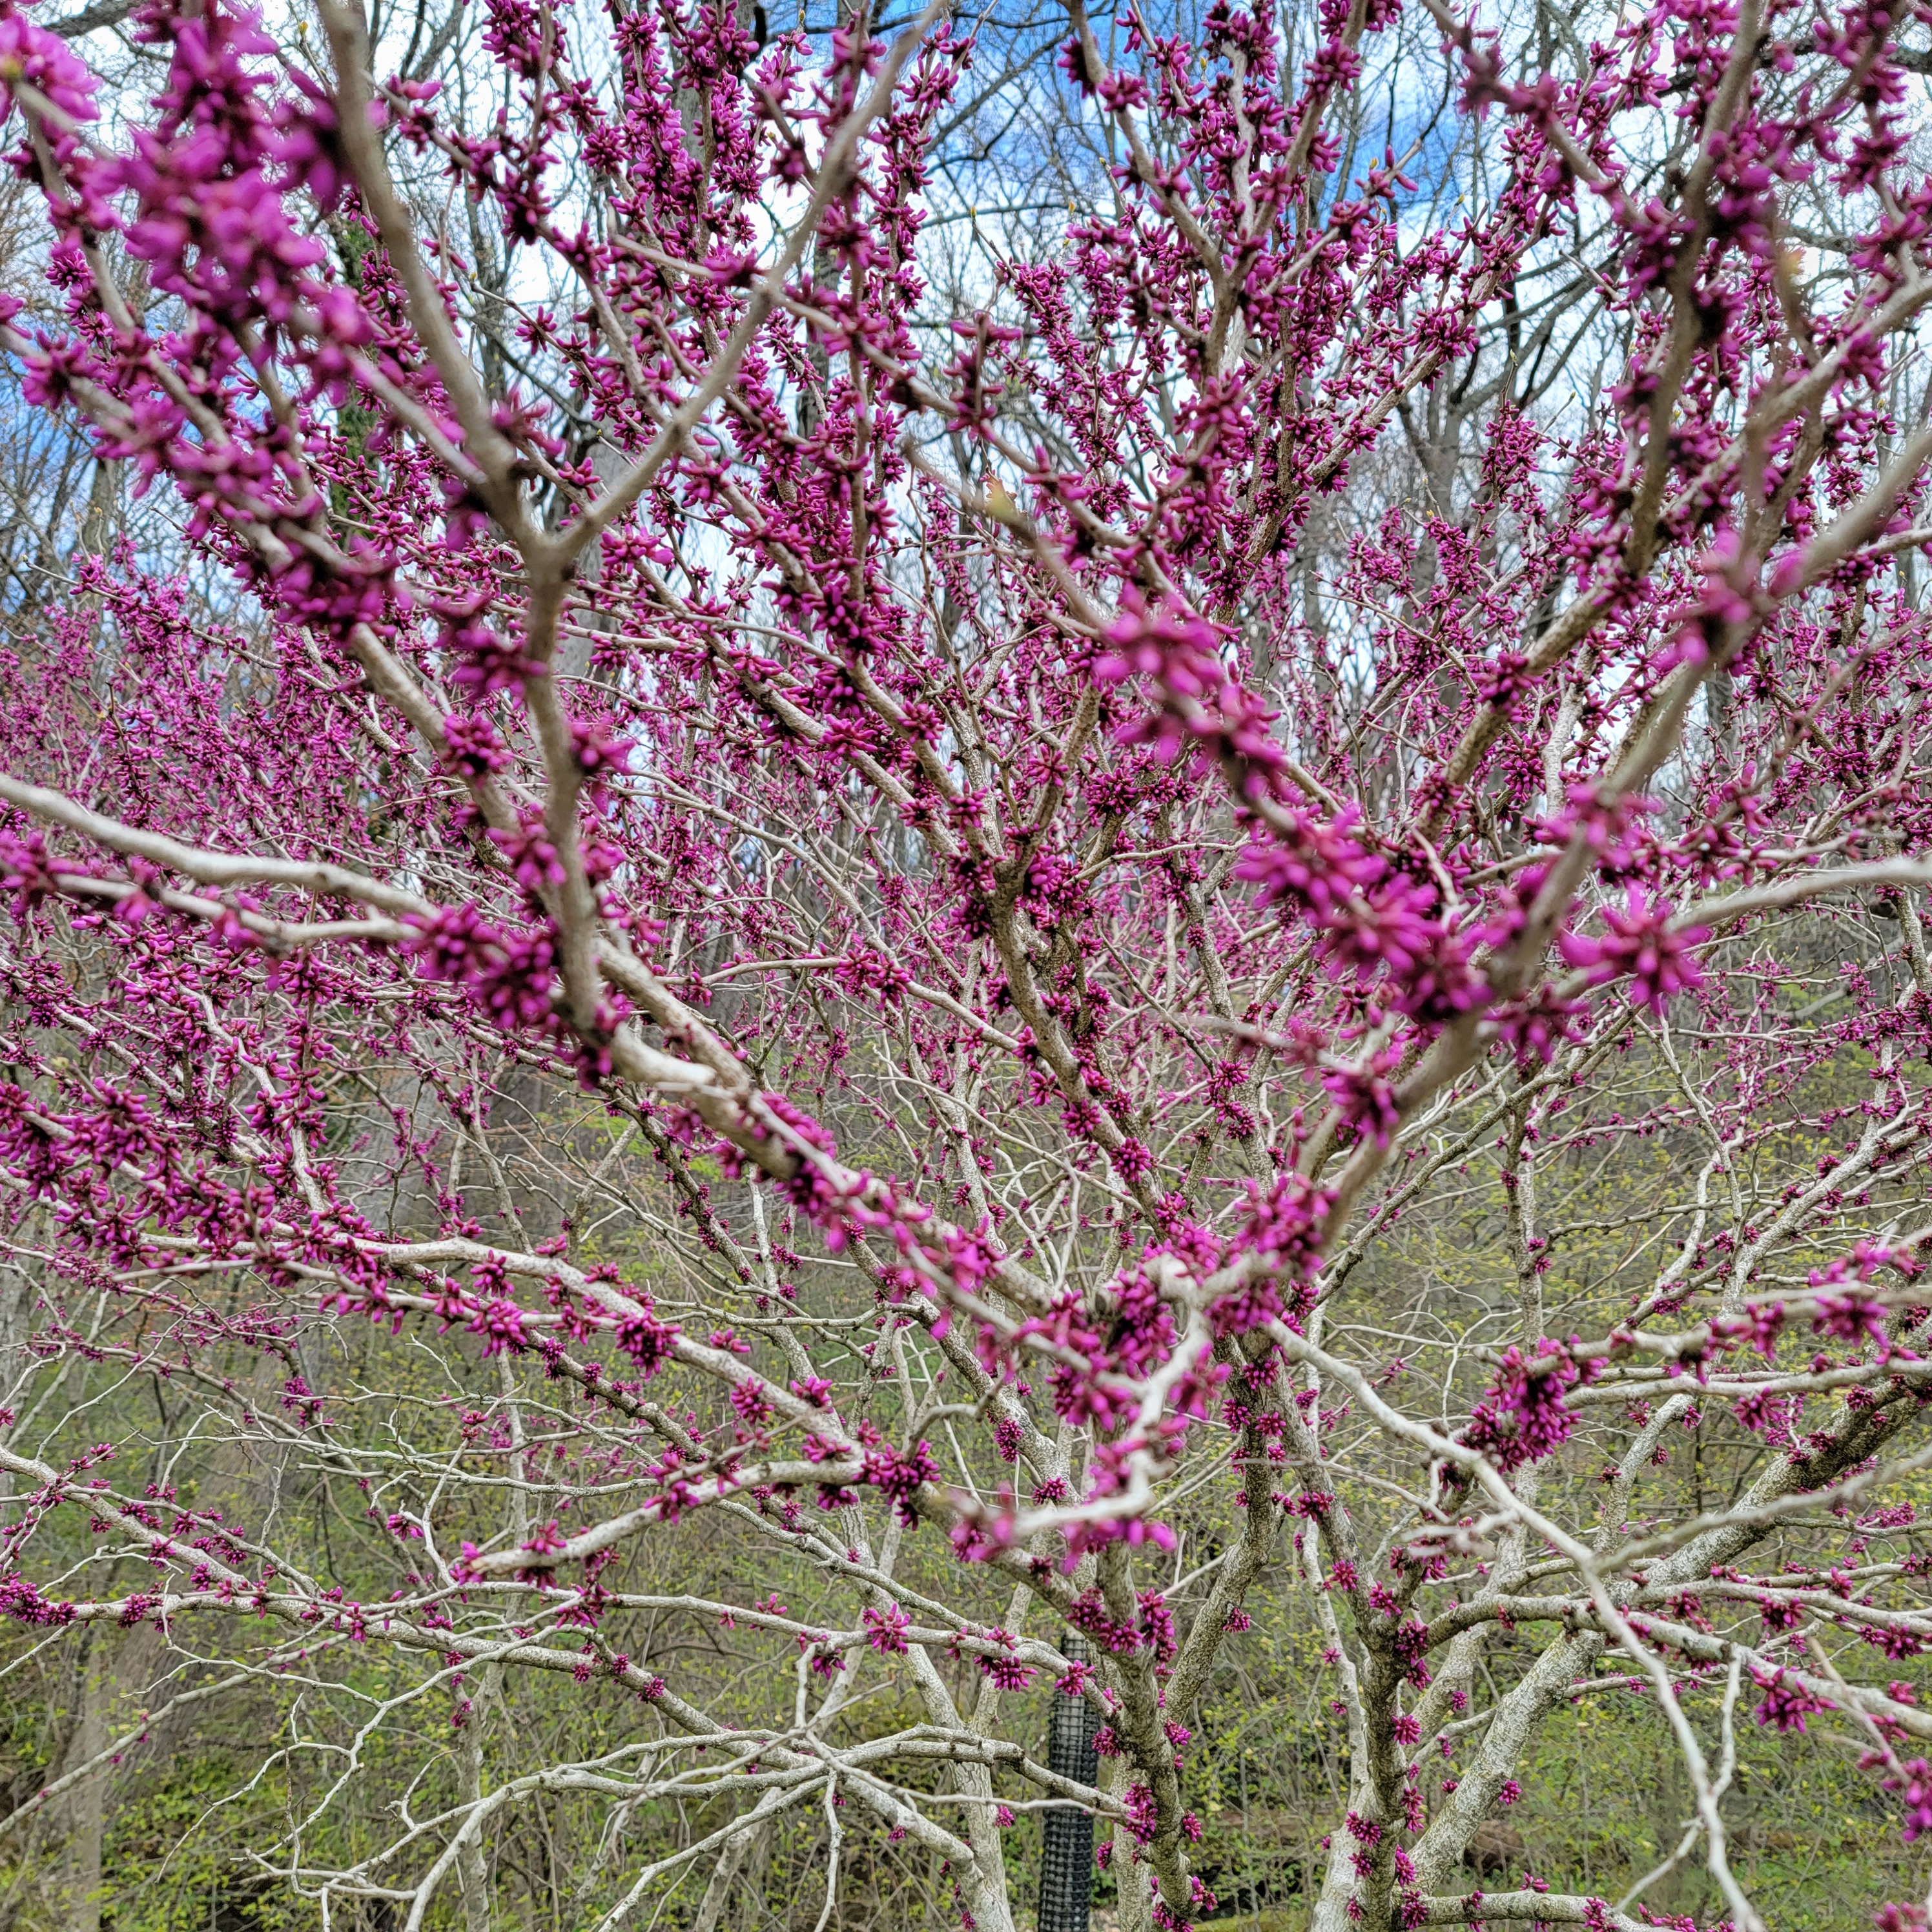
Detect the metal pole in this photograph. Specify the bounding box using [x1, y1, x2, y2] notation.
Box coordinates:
[1038, 1635, 1100, 1932]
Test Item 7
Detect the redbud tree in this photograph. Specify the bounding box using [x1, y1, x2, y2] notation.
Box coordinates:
[5, 0, 1932, 1924]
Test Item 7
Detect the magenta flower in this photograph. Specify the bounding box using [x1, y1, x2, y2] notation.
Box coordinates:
[1557, 889, 1707, 1014]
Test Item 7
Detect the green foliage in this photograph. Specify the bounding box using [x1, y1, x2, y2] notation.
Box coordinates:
[5, 1009, 1931, 1928]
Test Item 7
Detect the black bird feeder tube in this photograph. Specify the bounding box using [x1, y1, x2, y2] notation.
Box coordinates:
[1038, 1635, 1101, 1932]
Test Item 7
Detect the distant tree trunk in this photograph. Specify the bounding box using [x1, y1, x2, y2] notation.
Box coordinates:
[691, 1817, 770, 1932]
[75, 458, 118, 558]
[65, 1636, 106, 1932]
